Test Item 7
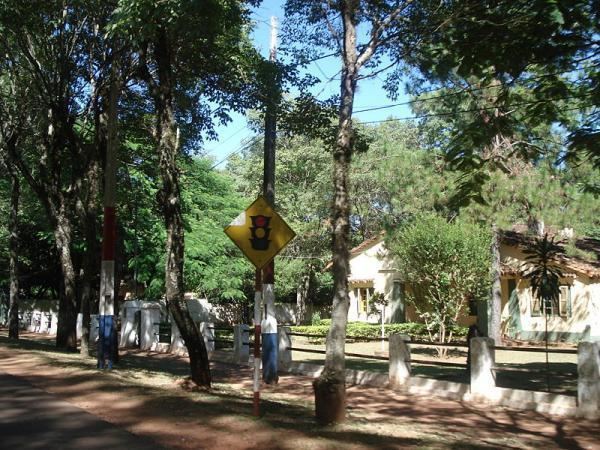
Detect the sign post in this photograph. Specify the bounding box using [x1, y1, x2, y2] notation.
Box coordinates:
[224, 196, 295, 415]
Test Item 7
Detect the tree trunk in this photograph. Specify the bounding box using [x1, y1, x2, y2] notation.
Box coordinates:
[314, 1, 359, 425]
[78, 149, 101, 357]
[154, 28, 211, 387]
[488, 225, 502, 344]
[79, 213, 98, 356]
[8, 173, 20, 340]
[112, 221, 127, 364]
[54, 211, 79, 350]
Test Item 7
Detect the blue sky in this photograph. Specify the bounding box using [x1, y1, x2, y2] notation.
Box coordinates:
[204, 0, 412, 167]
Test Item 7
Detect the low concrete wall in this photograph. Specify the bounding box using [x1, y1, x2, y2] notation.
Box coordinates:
[18, 300, 59, 335]
[233, 331, 596, 419]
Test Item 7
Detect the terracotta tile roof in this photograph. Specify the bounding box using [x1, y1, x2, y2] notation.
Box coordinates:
[324, 231, 385, 271]
[349, 232, 385, 257]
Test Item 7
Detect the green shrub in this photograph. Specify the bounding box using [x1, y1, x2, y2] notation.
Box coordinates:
[313, 318, 331, 326]
[310, 312, 321, 325]
[290, 322, 468, 343]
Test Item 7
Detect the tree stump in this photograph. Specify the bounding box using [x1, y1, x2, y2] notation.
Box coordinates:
[313, 377, 346, 425]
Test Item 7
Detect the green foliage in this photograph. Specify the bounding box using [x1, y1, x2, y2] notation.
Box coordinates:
[522, 234, 564, 313]
[387, 214, 491, 343]
[182, 157, 253, 302]
[108, 0, 263, 144]
[291, 322, 468, 343]
[226, 133, 334, 304]
[394, 0, 599, 207]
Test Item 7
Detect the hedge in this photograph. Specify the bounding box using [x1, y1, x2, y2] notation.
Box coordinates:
[291, 320, 468, 343]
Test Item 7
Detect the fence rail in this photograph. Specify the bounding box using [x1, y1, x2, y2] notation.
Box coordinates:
[410, 358, 467, 368]
[493, 345, 577, 355]
[409, 340, 468, 349]
[210, 338, 234, 346]
[492, 364, 578, 376]
[207, 326, 234, 332]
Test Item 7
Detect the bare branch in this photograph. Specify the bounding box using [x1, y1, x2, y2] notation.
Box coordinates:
[322, 1, 343, 55]
[356, 1, 413, 69]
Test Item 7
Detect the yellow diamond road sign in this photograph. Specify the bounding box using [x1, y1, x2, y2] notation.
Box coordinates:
[224, 196, 296, 269]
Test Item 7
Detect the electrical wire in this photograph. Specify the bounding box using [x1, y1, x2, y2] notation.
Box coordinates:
[207, 92, 594, 170]
[354, 64, 599, 113]
[360, 102, 596, 125]
[209, 135, 262, 170]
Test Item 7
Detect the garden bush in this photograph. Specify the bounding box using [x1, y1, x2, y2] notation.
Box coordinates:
[290, 322, 468, 344]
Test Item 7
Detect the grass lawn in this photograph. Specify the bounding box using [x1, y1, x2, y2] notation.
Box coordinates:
[288, 336, 578, 395]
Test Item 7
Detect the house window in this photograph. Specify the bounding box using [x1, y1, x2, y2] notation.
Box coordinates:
[356, 287, 374, 314]
[531, 295, 541, 317]
[559, 285, 571, 318]
[531, 285, 571, 318]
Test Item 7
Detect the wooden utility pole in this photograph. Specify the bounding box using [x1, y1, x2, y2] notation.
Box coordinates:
[261, 15, 279, 386]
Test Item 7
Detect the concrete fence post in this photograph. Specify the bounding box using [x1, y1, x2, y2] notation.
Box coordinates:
[278, 326, 292, 370]
[389, 334, 411, 388]
[234, 324, 250, 363]
[577, 341, 600, 419]
[170, 320, 187, 355]
[140, 308, 160, 350]
[470, 337, 496, 398]
[90, 314, 99, 345]
[200, 322, 215, 352]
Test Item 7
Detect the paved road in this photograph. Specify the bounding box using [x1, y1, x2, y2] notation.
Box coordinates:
[0, 371, 164, 449]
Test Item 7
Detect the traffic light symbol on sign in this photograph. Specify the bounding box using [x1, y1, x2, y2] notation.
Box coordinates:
[224, 196, 295, 269]
[250, 215, 271, 250]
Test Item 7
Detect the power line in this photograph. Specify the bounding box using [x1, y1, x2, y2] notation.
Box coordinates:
[206, 61, 595, 169]
[208, 96, 593, 170]
[360, 101, 596, 125]
[354, 65, 599, 114]
[205, 126, 253, 157]
[209, 134, 262, 170]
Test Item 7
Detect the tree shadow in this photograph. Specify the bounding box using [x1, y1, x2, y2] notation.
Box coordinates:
[1, 334, 597, 450]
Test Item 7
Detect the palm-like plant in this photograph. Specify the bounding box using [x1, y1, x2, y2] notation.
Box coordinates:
[522, 233, 564, 392]
[522, 234, 564, 314]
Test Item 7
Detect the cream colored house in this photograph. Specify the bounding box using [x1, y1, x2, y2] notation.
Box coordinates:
[500, 230, 600, 342]
[346, 229, 600, 342]
[346, 234, 412, 324]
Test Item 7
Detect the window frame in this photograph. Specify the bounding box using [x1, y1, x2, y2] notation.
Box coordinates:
[356, 286, 374, 315]
[530, 284, 572, 318]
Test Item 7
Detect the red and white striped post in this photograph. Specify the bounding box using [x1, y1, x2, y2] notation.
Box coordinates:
[253, 268, 262, 416]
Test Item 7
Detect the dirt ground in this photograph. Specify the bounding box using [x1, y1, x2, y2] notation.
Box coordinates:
[0, 332, 598, 450]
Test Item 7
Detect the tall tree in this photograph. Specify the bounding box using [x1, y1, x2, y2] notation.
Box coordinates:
[0, 154, 21, 339]
[397, 0, 599, 198]
[390, 0, 598, 342]
[284, 0, 425, 423]
[182, 157, 254, 304]
[0, 61, 24, 340]
[109, 0, 261, 386]
[0, 0, 118, 350]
